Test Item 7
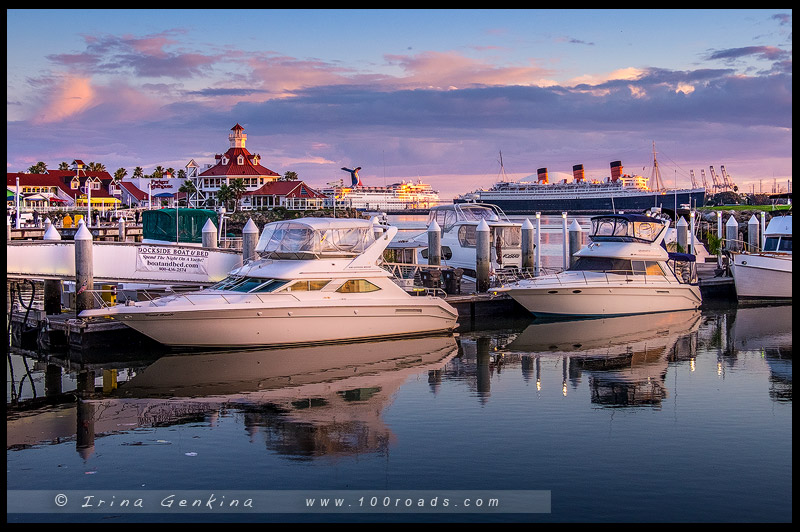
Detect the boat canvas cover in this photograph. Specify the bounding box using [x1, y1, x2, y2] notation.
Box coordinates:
[256, 218, 377, 258]
[142, 209, 218, 244]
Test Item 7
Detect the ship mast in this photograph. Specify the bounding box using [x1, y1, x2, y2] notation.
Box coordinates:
[650, 141, 665, 191]
[498, 150, 508, 183]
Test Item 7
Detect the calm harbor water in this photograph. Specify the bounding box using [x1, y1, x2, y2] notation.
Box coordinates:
[7, 215, 792, 523]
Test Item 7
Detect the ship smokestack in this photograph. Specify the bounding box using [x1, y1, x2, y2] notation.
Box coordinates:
[537, 167, 549, 184]
[572, 164, 585, 182]
[610, 161, 623, 182]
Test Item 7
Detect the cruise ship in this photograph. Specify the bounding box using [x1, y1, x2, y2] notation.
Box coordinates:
[323, 167, 441, 212]
[455, 159, 706, 214]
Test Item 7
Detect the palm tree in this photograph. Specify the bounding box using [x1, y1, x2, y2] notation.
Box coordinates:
[281, 171, 299, 181]
[27, 161, 48, 174]
[216, 184, 234, 211]
[152, 166, 164, 179]
[58, 162, 70, 170]
[114, 168, 127, 181]
[177, 169, 187, 180]
[133, 166, 144, 179]
[87, 162, 106, 172]
[228, 178, 247, 212]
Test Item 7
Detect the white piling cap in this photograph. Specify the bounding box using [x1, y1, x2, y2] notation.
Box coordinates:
[476, 219, 490, 232]
[522, 218, 533, 230]
[427, 219, 441, 232]
[242, 218, 259, 234]
[202, 218, 218, 232]
[726, 216, 739, 227]
[569, 219, 582, 231]
[677, 217, 688, 226]
[748, 214, 759, 224]
[74, 222, 93, 240]
[43, 224, 62, 240]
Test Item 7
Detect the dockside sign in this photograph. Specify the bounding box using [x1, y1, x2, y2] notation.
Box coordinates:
[135, 246, 210, 276]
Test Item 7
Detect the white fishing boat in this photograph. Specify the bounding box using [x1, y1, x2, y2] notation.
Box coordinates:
[730, 214, 792, 300]
[79, 217, 458, 347]
[397, 203, 523, 276]
[495, 213, 702, 317]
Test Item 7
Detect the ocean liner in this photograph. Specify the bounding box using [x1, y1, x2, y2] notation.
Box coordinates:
[455, 151, 705, 214]
[323, 166, 441, 212]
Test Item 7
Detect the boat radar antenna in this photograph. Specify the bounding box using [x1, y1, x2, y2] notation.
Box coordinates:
[650, 141, 665, 191]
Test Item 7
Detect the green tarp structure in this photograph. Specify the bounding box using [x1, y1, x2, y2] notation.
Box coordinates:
[142, 208, 218, 244]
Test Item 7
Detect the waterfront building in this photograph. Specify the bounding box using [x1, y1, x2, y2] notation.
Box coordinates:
[6, 160, 121, 210]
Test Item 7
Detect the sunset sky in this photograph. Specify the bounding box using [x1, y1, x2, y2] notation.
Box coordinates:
[6, 9, 792, 199]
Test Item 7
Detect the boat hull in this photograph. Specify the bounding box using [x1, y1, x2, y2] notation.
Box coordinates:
[456, 189, 706, 214]
[499, 278, 702, 317]
[731, 254, 792, 300]
[107, 299, 458, 348]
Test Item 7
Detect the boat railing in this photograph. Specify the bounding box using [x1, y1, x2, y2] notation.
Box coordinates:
[496, 268, 687, 288]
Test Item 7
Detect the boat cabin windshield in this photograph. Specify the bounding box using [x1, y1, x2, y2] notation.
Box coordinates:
[763, 236, 792, 254]
[428, 204, 502, 231]
[589, 216, 665, 243]
[256, 219, 377, 259]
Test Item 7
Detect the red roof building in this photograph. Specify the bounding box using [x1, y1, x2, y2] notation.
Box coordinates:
[7, 166, 121, 208]
[194, 124, 282, 206]
[243, 180, 326, 210]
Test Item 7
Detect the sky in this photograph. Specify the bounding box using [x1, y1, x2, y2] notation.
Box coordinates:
[6, 9, 793, 199]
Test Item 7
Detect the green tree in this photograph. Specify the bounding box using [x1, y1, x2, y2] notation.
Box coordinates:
[152, 166, 164, 179]
[177, 169, 187, 179]
[27, 161, 48, 173]
[87, 161, 106, 172]
[228, 178, 247, 212]
[133, 166, 144, 179]
[166, 167, 175, 178]
[114, 168, 127, 181]
[58, 162, 70, 170]
[216, 184, 234, 210]
[281, 171, 299, 181]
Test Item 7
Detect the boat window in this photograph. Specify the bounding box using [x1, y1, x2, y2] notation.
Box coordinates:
[209, 276, 289, 293]
[568, 257, 633, 274]
[494, 226, 521, 247]
[287, 280, 332, 291]
[458, 225, 477, 247]
[590, 217, 663, 243]
[632, 261, 666, 275]
[778, 236, 791, 253]
[763, 236, 780, 252]
[336, 279, 381, 293]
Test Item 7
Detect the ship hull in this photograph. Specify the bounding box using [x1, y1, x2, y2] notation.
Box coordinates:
[455, 189, 706, 214]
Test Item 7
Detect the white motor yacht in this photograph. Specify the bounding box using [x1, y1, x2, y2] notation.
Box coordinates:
[730, 214, 791, 300]
[80, 218, 458, 347]
[495, 213, 702, 317]
[399, 203, 522, 275]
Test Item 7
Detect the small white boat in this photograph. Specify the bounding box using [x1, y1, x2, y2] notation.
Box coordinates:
[730, 214, 792, 300]
[399, 203, 522, 275]
[80, 217, 458, 347]
[495, 213, 702, 317]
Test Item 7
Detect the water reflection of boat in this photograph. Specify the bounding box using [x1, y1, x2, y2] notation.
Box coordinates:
[502, 310, 702, 407]
[6, 335, 458, 459]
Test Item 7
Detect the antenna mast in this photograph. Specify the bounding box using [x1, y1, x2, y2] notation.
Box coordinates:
[650, 141, 664, 191]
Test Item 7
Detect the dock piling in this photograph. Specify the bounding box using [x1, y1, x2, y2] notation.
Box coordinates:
[43, 224, 63, 315]
[242, 218, 259, 262]
[677, 217, 688, 252]
[534, 213, 541, 276]
[427, 219, 441, 266]
[747, 214, 759, 252]
[476, 219, 490, 293]
[568, 219, 582, 267]
[74, 221, 94, 314]
[725, 215, 739, 252]
[202, 219, 218, 249]
[521, 218, 534, 270]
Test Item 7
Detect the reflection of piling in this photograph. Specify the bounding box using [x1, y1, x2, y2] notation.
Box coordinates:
[45, 364, 63, 396]
[74, 221, 94, 314]
[476, 336, 491, 402]
[242, 218, 259, 262]
[76, 398, 96, 460]
[202, 219, 218, 248]
[43, 224, 63, 315]
[427, 219, 441, 267]
[568, 219, 582, 267]
[475, 219, 490, 293]
[521, 219, 534, 270]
